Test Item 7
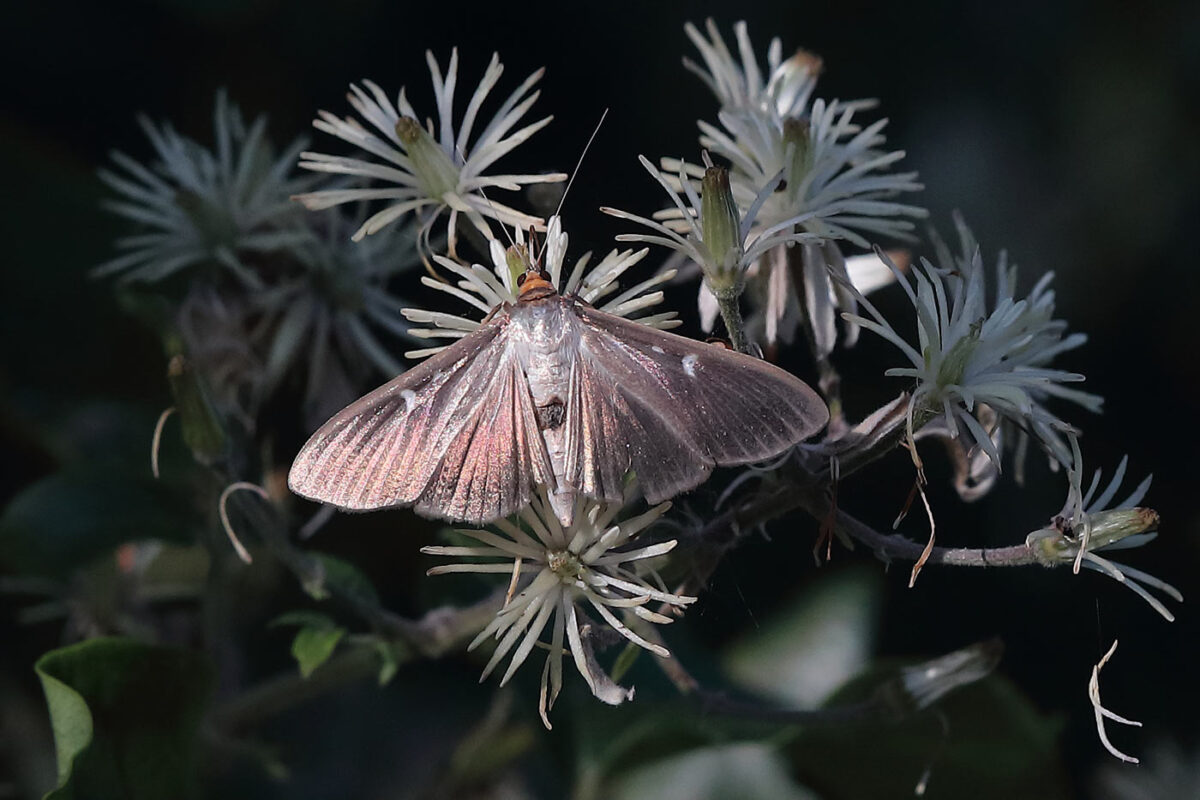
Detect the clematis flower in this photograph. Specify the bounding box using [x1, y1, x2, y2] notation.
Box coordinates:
[401, 215, 678, 359]
[292, 50, 567, 255]
[665, 19, 926, 352]
[1027, 436, 1180, 621]
[95, 91, 313, 286]
[422, 489, 695, 727]
[843, 217, 1102, 471]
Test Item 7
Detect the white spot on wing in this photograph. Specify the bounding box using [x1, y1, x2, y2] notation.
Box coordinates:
[651, 346, 665, 354]
[401, 389, 417, 411]
[682, 354, 698, 377]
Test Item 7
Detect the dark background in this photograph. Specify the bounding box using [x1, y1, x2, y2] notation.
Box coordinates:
[2, 0, 1198, 797]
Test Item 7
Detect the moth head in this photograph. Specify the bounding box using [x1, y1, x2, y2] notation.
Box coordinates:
[516, 266, 556, 300]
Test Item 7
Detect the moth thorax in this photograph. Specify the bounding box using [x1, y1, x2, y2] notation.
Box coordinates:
[547, 549, 583, 582]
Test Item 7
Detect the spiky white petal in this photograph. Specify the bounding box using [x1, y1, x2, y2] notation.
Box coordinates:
[423, 489, 695, 727]
[95, 91, 314, 284]
[400, 215, 678, 358]
[293, 51, 566, 250]
[844, 217, 1102, 471]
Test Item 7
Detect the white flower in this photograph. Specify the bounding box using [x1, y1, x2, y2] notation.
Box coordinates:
[601, 155, 820, 296]
[254, 212, 424, 425]
[683, 18, 823, 120]
[422, 489, 696, 727]
[668, 20, 926, 350]
[292, 50, 567, 254]
[1028, 436, 1180, 621]
[692, 99, 926, 246]
[679, 18, 925, 246]
[401, 215, 678, 358]
[844, 218, 1103, 471]
[95, 90, 313, 286]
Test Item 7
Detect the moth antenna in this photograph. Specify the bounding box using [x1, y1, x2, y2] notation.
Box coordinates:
[536, 107, 609, 265]
[150, 406, 176, 479]
[218, 481, 269, 564]
[452, 141, 519, 254]
[527, 225, 540, 268]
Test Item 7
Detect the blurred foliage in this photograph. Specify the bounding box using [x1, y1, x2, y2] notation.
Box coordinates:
[35, 638, 213, 799]
[0, 468, 197, 579]
[791, 669, 1069, 799]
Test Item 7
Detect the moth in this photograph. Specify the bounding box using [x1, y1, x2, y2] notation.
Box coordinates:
[289, 261, 829, 526]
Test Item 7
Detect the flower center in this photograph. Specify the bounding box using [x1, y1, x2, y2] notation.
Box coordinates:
[546, 550, 583, 582]
[394, 116, 461, 199]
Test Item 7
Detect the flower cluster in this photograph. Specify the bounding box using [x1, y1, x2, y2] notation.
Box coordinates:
[96, 90, 313, 286]
[97, 92, 422, 428]
[628, 19, 928, 353]
[844, 217, 1103, 473]
[293, 50, 567, 256]
[422, 490, 695, 728]
[88, 21, 1176, 754]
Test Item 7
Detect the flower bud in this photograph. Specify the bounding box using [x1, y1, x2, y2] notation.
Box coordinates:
[700, 165, 744, 292]
[165, 345, 228, 467]
[1028, 507, 1161, 565]
[782, 118, 813, 198]
[394, 116, 460, 198]
[505, 243, 532, 288]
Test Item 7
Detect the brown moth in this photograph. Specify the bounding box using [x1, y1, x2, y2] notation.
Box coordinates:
[289, 254, 829, 526]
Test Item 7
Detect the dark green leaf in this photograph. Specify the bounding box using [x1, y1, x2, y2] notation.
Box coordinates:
[0, 468, 197, 577]
[35, 637, 213, 800]
[303, 552, 380, 605]
[269, 610, 338, 630]
[788, 669, 1069, 800]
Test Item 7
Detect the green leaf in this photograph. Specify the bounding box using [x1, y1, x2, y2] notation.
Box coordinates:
[270, 611, 346, 678]
[0, 468, 197, 577]
[374, 638, 400, 686]
[303, 552, 380, 604]
[34, 637, 213, 800]
[291, 626, 345, 678]
[269, 610, 339, 630]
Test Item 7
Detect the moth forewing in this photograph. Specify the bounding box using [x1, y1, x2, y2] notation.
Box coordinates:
[564, 298, 829, 504]
[287, 311, 552, 523]
[288, 286, 829, 527]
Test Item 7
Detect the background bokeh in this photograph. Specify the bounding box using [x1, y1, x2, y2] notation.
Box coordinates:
[2, 1, 1198, 797]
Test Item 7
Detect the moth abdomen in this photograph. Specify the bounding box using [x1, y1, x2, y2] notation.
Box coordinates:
[536, 398, 566, 430]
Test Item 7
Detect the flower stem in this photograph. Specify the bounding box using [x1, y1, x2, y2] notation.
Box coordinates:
[713, 286, 749, 353]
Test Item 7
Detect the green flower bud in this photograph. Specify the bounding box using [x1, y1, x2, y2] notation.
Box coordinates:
[1027, 507, 1160, 566]
[782, 118, 813, 199]
[700, 165, 743, 292]
[505, 243, 532, 288]
[394, 116, 460, 198]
